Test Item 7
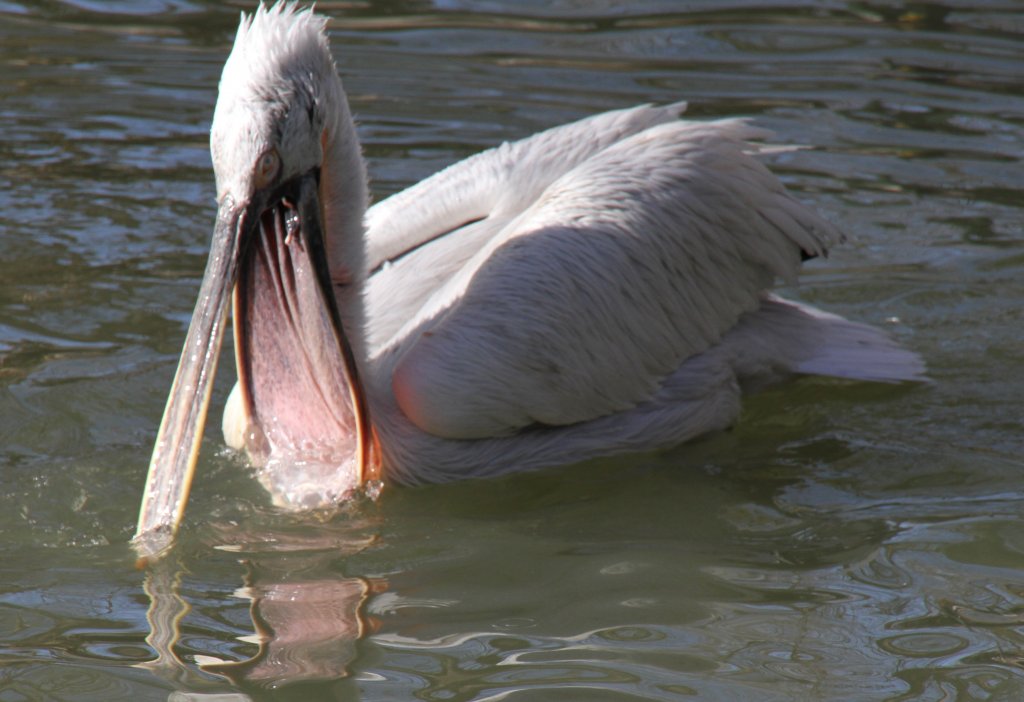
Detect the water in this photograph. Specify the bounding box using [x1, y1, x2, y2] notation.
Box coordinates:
[1, 1, 1022, 699]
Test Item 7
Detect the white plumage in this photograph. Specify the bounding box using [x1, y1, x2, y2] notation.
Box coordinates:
[368, 111, 835, 441]
[136, 1, 926, 551]
[224, 4, 922, 492]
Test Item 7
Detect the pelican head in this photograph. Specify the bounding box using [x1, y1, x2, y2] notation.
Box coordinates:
[134, 3, 374, 561]
[212, 6, 340, 216]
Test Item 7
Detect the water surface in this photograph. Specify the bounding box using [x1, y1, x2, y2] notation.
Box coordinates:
[1, 1, 1023, 700]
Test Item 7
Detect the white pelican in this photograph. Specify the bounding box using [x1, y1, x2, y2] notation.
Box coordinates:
[133, 3, 924, 560]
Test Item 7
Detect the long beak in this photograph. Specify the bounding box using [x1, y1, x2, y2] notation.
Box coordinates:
[133, 198, 248, 565]
[133, 173, 379, 565]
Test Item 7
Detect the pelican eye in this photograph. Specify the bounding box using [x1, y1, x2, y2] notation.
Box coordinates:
[253, 149, 280, 189]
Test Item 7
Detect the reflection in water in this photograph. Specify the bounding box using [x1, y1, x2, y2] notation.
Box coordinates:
[3, 0, 1024, 698]
[199, 561, 378, 688]
[140, 519, 380, 696]
[138, 558, 254, 700]
[139, 559, 193, 687]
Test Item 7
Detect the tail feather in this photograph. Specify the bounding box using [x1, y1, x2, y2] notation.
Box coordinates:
[727, 295, 927, 390]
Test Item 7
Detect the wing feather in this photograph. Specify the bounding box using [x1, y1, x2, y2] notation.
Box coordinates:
[369, 110, 841, 439]
[360, 106, 691, 350]
[363, 102, 688, 271]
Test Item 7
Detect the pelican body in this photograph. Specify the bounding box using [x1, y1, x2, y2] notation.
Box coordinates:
[133, 4, 924, 559]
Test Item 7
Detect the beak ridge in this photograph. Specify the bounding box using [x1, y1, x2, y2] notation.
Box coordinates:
[133, 200, 245, 564]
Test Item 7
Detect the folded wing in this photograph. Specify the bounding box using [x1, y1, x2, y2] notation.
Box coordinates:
[364, 106, 841, 439]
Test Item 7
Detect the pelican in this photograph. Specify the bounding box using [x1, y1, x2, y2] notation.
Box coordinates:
[133, 3, 924, 559]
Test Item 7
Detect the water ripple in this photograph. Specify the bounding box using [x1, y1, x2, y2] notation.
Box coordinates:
[1, 1, 1022, 700]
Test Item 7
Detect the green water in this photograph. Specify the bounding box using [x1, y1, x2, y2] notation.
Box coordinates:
[1, 1, 1022, 700]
